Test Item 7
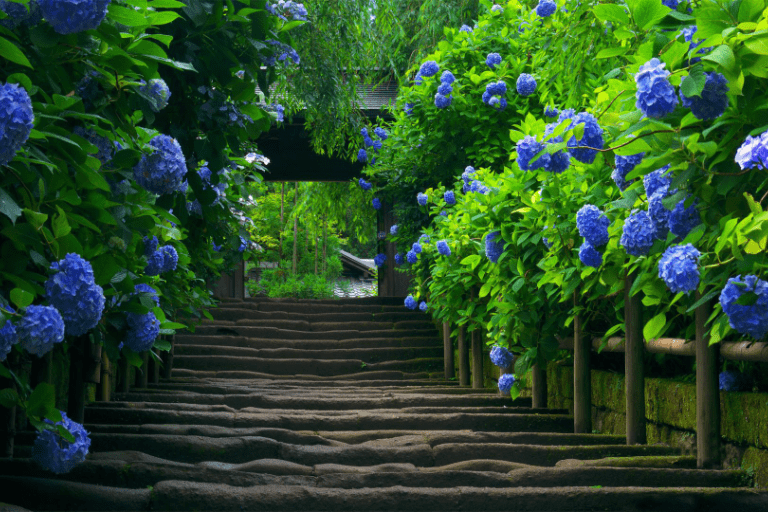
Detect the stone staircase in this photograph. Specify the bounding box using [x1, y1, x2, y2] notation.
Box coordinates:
[2, 297, 767, 511]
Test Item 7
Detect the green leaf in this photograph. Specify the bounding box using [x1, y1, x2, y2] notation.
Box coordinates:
[703, 45, 737, 73]
[52, 206, 71, 238]
[161, 321, 187, 330]
[153, 338, 171, 351]
[108, 4, 148, 26]
[0, 36, 32, 68]
[23, 209, 48, 231]
[10, 288, 34, 309]
[592, 4, 630, 25]
[26, 383, 56, 418]
[738, 0, 764, 23]
[596, 47, 629, 59]
[0, 187, 23, 224]
[0, 388, 19, 408]
[643, 313, 666, 341]
[680, 65, 706, 98]
[630, 0, 670, 30]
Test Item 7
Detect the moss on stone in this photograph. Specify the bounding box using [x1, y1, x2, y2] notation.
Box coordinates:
[742, 447, 768, 488]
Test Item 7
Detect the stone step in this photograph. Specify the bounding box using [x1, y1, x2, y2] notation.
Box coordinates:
[209, 308, 426, 323]
[198, 319, 437, 332]
[169, 368, 438, 381]
[5, 476, 766, 512]
[83, 408, 574, 433]
[242, 296, 407, 306]
[171, 355, 444, 375]
[556, 455, 698, 469]
[189, 325, 437, 339]
[173, 334, 443, 350]
[173, 344, 444, 362]
[215, 302, 416, 314]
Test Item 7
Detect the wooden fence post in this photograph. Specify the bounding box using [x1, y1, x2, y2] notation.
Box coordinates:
[30, 351, 52, 387]
[573, 292, 592, 433]
[458, 325, 470, 386]
[696, 295, 720, 468]
[0, 352, 16, 457]
[148, 351, 160, 384]
[98, 351, 110, 402]
[67, 336, 87, 424]
[443, 322, 455, 380]
[471, 328, 484, 389]
[118, 354, 130, 393]
[161, 335, 174, 379]
[625, 273, 646, 445]
[531, 364, 547, 408]
[135, 352, 149, 388]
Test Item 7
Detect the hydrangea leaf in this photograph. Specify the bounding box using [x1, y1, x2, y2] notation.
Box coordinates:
[0, 36, 32, 68]
[0, 187, 23, 224]
[703, 44, 737, 73]
[681, 65, 706, 98]
[629, 0, 670, 30]
[643, 312, 666, 341]
[10, 288, 34, 309]
[27, 383, 56, 418]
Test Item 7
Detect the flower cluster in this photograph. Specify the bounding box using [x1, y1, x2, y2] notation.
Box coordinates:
[45, 254, 105, 337]
[735, 131, 768, 170]
[419, 301, 428, 312]
[395, 253, 403, 265]
[437, 240, 451, 256]
[719, 370, 751, 392]
[662, 0, 678, 9]
[612, 153, 644, 191]
[19, 305, 65, 357]
[459, 24, 472, 33]
[389, 224, 398, 236]
[417, 192, 428, 206]
[133, 134, 188, 195]
[372, 197, 381, 210]
[146, 245, 178, 276]
[444, 190, 456, 205]
[418, 61, 439, 78]
[620, 210, 655, 256]
[265, 0, 307, 21]
[486, 53, 502, 69]
[125, 311, 160, 352]
[72, 126, 117, 165]
[516, 134, 568, 173]
[0, 0, 41, 29]
[264, 39, 300, 66]
[359, 178, 372, 191]
[0, 307, 18, 361]
[680, 72, 729, 121]
[719, 275, 768, 340]
[358, 126, 387, 165]
[516, 73, 537, 97]
[406, 250, 418, 264]
[658, 244, 700, 294]
[134, 283, 160, 308]
[498, 373, 516, 393]
[419, 234, 430, 244]
[144, 236, 159, 257]
[648, 189, 670, 240]
[544, 105, 558, 118]
[576, 205, 610, 247]
[490, 346, 514, 368]
[563, 112, 604, 164]
[434, 69, 455, 109]
[669, 197, 700, 238]
[0, 82, 34, 166]
[635, 58, 678, 118]
[643, 166, 672, 198]
[482, 81, 507, 111]
[412, 242, 422, 254]
[138, 79, 172, 113]
[535, 0, 557, 17]
[374, 253, 387, 267]
[579, 241, 602, 268]
[32, 412, 91, 474]
[485, 231, 505, 263]
[404, 295, 417, 310]
[39, 0, 111, 34]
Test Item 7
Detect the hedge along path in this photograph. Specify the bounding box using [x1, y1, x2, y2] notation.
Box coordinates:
[2, 297, 767, 511]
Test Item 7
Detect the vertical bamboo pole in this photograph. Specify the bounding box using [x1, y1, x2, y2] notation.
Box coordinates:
[98, 351, 110, 402]
[531, 364, 547, 409]
[118, 354, 130, 393]
[67, 336, 87, 424]
[135, 353, 149, 388]
[148, 351, 160, 384]
[696, 295, 720, 468]
[573, 292, 592, 433]
[625, 273, 646, 444]
[471, 329, 484, 389]
[161, 336, 174, 379]
[292, 182, 298, 274]
[458, 325, 470, 386]
[443, 322, 455, 380]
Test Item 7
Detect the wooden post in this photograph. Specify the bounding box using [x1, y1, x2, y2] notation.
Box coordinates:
[67, 336, 87, 424]
[30, 351, 53, 387]
[118, 354, 130, 393]
[148, 351, 160, 384]
[471, 329, 484, 389]
[443, 322, 455, 380]
[696, 295, 720, 468]
[531, 364, 547, 409]
[161, 336, 174, 379]
[458, 325, 470, 386]
[98, 351, 110, 402]
[0, 352, 16, 457]
[573, 292, 592, 433]
[135, 352, 149, 388]
[84, 342, 101, 384]
[625, 273, 646, 444]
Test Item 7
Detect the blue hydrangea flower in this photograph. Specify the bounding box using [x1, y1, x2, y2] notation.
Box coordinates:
[0, 82, 34, 166]
[620, 210, 656, 256]
[490, 345, 514, 368]
[498, 373, 516, 393]
[635, 58, 678, 118]
[0, 306, 18, 362]
[133, 284, 159, 307]
[145, 250, 165, 276]
[72, 126, 116, 165]
[372, 140, 383, 152]
[485, 231, 505, 263]
[138, 78, 171, 112]
[462, 166, 476, 184]
[680, 72, 729, 121]
[372, 197, 381, 210]
[613, 153, 645, 191]
[544, 105, 559, 118]
[412, 242, 422, 254]
[669, 197, 700, 238]
[363, 136, 374, 148]
[459, 24, 472, 32]
[125, 311, 160, 352]
[444, 190, 456, 205]
[406, 250, 418, 264]
[32, 411, 90, 474]
[419, 301, 428, 312]
[648, 189, 670, 239]
[541, 124, 572, 173]
[0, 0, 42, 29]
[576, 205, 610, 247]
[159, 245, 178, 272]
[133, 134, 188, 195]
[662, 0, 678, 9]
[357, 149, 367, 163]
[374, 127, 388, 140]
[719, 370, 751, 392]
[390, 224, 398, 236]
[374, 253, 387, 267]
[680, 25, 710, 64]
[658, 244, 700, 294]
[417, 192, 428, 206]
[39, 0, 111, 34]
[404, 295, 417, 310]
[359, 178, 372, 190]
[579, 241, 603, 268]
[516, 136, 547, 172]
[434, 93, 452, 109]
[419, 234, 430, 244]
[491, 4, 503, 13]
[488, 97, 508, 111]
[486, 53, 502, 69]
[439, 210, 448, 216]
[437, 82, 453, 96]
[419, 61, 439, 77]
[564, 112, 604, 164]
[404, 102, 415, 116]
[516, 74, 537, 96]
[45, 253, 105, 337]
[437, 240, 451, 256]
[144, 237, 159, 259]
[19, 305, 65, 357]
[394, 253, 403, 265]
[440, 71, 455, 84]
[485, 81, 507, 96]
[535, 0, 557, 17]
[643, 165, 672, 198]
[276, 104, 285, 122]
[719, 275, 768, 340]
[735, 132, 768, 170]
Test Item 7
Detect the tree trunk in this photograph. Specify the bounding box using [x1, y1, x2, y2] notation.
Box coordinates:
[292, 182, 298, 274]
[279, 182, 285, 265]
